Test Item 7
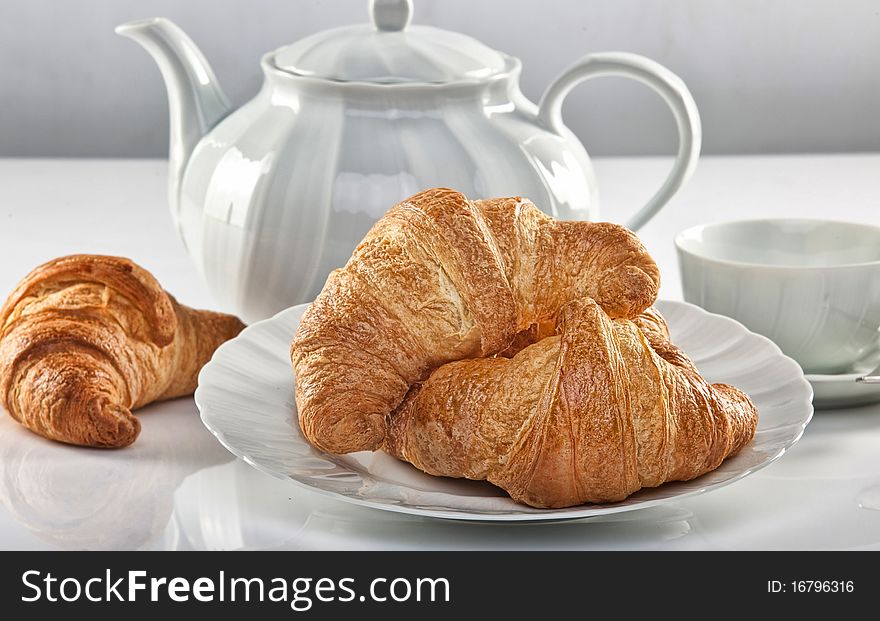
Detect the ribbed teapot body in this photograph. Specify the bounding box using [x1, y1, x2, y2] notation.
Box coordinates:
[178, 60, 597, 322]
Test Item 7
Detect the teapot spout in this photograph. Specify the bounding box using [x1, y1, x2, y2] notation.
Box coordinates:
[116, 18, 231, 213]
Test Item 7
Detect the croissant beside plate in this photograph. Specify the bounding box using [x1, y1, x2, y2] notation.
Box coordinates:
[0, 255, 245, 448]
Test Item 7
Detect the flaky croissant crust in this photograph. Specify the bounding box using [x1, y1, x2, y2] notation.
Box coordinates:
[0, 255, 244, 448]
[386, 299, 758, 508]
[292, 188, 660, 454]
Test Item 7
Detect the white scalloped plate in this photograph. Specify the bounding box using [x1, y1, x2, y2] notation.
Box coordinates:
[195, 300, 813, 522]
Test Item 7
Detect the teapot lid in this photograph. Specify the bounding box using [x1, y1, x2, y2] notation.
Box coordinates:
[273, 0, 509, 84]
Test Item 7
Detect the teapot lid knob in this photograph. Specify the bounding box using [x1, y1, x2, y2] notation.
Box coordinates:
[370, 0, 413, 31]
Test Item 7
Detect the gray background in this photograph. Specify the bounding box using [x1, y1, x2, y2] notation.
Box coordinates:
[1, 0, 878, 157]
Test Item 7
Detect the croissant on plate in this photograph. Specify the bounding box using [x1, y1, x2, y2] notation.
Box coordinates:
[385, 298, 758, 508]
[292, 188, 660, 454]
[0, 255, 245, 448]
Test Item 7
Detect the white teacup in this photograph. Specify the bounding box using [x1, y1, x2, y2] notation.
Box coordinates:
[676, 219, 880, 374]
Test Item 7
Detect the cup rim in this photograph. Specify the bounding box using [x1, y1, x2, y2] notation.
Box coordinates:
[674, 218, 880, 270]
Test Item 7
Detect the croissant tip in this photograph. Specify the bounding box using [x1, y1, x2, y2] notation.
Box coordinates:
[42, 405, 141, 449]
[302, 410, 386, 455]
[82, 401, 142, 449]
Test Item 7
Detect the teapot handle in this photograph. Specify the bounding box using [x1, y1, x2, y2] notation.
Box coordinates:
[538, 52, 701, 231]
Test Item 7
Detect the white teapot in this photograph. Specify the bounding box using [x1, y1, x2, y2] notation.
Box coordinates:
[118, 0, 700, 323]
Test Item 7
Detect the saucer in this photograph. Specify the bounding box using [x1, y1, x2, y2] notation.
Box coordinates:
[806, 347, 880, 409]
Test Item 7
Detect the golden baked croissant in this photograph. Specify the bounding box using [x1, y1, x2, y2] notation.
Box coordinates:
[0, 255, 245, 448]
[292, 188, 661, 454]
[385, 298, 758, 508]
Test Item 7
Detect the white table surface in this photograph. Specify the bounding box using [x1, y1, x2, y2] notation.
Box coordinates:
[1, 154, 879, 550]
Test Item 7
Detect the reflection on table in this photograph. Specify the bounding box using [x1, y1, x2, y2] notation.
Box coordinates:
[0, 400, 233, 549]
[1, 400, 879, 550]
